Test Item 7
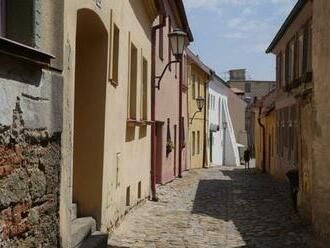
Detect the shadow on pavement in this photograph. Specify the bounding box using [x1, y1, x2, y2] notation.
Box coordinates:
[191, 167, 312, 247]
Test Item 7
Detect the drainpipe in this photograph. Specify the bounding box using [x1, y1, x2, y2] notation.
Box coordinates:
[150, 17, 165, 201]
[178, 58, 183, 177]
[202, 75, 211, 168]
[257, 106, 266, 173]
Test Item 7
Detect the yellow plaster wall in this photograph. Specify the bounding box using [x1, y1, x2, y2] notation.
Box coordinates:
[188, 64, 208, 169]
[61, 0, 157, 244]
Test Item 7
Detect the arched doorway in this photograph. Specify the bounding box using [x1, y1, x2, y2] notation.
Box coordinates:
[73, 9, 108, 227]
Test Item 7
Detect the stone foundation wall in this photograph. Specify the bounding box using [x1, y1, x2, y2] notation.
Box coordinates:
[0, 99, 61, 247]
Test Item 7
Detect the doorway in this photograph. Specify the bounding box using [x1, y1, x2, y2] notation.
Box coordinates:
[155, 122, 164, 183]
[72, 9, 108, 227]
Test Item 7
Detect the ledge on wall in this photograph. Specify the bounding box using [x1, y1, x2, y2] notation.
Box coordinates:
[0, 37, 54, 67]
[127, 119, 154, 127]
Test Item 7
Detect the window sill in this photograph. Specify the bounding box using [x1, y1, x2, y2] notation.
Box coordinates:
[286, 71, 313, 91]
[0, 37, 54, 67]
[127, 119, 144, 127]
[127, 119, 154, 126]
[142, 120, 154, 126]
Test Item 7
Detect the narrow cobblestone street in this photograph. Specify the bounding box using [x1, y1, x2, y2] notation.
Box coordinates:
[108, 166, 314, 248]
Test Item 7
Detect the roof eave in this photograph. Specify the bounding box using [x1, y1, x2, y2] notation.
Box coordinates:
[266, 0, 308, 54]
[175, 0, 194, 42]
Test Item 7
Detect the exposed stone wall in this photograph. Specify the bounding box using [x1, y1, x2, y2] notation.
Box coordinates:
[0, 98, 61, 247]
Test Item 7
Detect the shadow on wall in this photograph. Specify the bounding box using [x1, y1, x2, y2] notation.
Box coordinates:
[191, 168, 311, 247]
[0, 55, 42, 86]
[129, 0, 153, 40]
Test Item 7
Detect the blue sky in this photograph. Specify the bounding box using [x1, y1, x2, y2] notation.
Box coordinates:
[183, 0, 298, 81]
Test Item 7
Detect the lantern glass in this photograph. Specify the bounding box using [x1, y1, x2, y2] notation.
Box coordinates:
[196, 97, 205, 111]
[168, 29, 187, 60]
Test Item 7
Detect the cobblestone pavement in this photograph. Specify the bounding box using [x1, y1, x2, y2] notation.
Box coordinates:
[108, 166, 316, 248]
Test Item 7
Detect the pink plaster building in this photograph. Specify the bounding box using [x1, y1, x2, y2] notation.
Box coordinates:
[151, 0, 193, 185]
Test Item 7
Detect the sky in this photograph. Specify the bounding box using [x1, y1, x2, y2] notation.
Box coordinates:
[183, 0, 298, 81]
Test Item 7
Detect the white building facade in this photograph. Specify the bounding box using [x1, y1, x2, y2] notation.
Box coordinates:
[208, 75, 247, 166]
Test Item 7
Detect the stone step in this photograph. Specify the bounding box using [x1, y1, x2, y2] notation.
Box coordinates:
[79, 231, 108, 248]
[71, 217, 96, 248]
[71, 203, 78, 221]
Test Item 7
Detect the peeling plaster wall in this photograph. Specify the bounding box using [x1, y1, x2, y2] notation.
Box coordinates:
[0, 65, 62, 246]
[0, 0, 64, 246]
[0, 99, 61, 247]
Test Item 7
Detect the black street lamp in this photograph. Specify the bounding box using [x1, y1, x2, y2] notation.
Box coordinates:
[155, 28, 187, 89]
[190, 96, 205, 124]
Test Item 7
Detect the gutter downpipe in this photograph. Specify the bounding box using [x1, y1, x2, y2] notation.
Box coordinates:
[257, 106, 266, 173]
[178, 56, 183, 177]
[202, 73, 212, 168]
[150, 17, 165, 201]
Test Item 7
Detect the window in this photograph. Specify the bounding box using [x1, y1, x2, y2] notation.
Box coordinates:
[197, 77, 201, 97]
[210, 95, 212, 110]
[245, 82, 251, 93]
[197, 131, 200, 154]
[192, 131, 196, 156]
[0, 0, 5, 36]
[213, 96, 216, 110]
[1, 0, 35, 46]
[211, 95, 214, 110]
[304, 21, 312, 73]
[287, 39, 295, 84]
[282, 52, 286, 88]
[141, 58, 148, 120]
[192, 74, 196, 99]
[159, 25, 163, 60]
[297, 33, 304, 77]
[276, 53, 282, 87]
[181, 117, 186, 145]
[137, 181, 142, 199]
[129, 43, 138, 119]
[126, 186, 131, 206]
[110, 23, 120, 85]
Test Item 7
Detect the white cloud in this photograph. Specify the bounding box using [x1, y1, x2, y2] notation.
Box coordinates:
[220, 32, 248, 39]
[183, 0, 219, 9]
[227, 18, 271, 32]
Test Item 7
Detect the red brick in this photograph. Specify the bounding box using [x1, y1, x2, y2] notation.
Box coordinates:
[0, 165, 15, 178]
[9, 220, 31, 238]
